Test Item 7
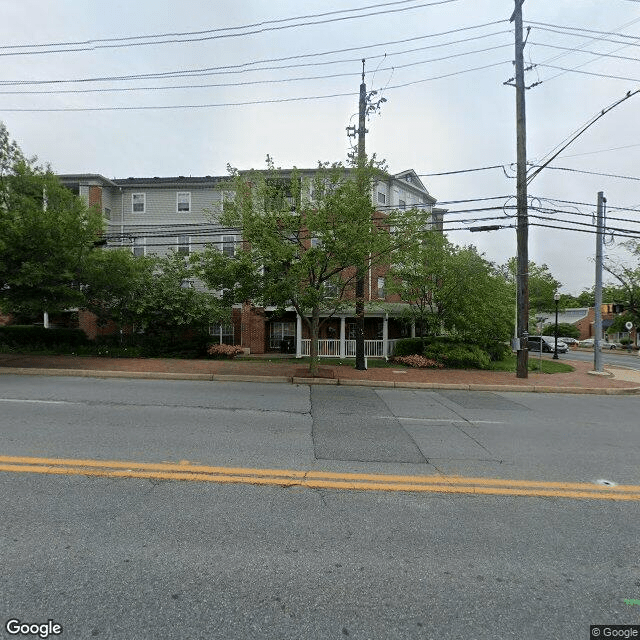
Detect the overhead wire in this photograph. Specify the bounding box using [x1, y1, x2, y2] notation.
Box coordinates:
[0, 0, 461, 56]
[0, 44, 512, 96]
[0, 60, 511, 111]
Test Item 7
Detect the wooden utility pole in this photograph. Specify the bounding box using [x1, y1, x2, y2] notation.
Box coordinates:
[355, 60, 368, 371]
[512, 0, 529, 378]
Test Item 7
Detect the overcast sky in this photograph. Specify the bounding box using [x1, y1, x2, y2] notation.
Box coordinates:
[2, 0, 640, 296]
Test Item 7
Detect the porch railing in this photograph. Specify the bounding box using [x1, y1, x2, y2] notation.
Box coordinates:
[300, 338, 399, 358]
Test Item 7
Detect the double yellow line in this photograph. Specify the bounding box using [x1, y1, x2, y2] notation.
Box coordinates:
[1, 455, 640, 501]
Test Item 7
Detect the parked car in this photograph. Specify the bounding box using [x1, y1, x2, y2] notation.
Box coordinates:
[559, 336, 578, 345]
[527, 335, 569, 353]
[578, 338, 624, 349]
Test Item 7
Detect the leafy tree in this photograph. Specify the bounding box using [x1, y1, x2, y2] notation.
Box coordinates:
[218, 159, 397, 375]
[541, 322, 580, 339]
[190, 243, 261, 310]
[0, 122, 104, 316]
[603, 240, 640, 339]
[387, 234, 514, 344]
[82, 250, 229, 340]
[500, 258, 562, 313]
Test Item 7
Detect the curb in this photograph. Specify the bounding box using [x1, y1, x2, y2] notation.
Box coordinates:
[1, 366, 639, 394]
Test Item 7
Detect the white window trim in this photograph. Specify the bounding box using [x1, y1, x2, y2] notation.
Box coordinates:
[177, 191, 191, 213]
[177, 235, 190, 255]
[132, 237, 146, 257]
[222, 235, 236, 257]
[132, 193, 146, 213]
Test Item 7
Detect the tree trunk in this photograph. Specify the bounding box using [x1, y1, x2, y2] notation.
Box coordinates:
[309, 307, 320, 377]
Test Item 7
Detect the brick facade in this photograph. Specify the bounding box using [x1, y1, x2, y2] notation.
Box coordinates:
[240, 303, 266, 354]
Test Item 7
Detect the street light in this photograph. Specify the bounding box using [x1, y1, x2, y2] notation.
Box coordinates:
[553, 292, 561, 359]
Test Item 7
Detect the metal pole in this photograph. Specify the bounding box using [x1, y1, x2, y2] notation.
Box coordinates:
[594, 191, 605, 372]
[512, 0, 529, 378]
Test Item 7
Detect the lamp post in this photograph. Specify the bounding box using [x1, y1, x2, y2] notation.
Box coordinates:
[553, 292, 560, 359]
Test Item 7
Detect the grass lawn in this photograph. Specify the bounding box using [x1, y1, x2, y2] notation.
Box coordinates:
[488, 354, 574, 374]
[244, 355, 575, 373]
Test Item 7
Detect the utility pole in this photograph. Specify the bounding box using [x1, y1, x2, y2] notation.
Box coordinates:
[594, 191, 606, 372]
[511, 0, 529, 378]
[354, 60, 368, 370]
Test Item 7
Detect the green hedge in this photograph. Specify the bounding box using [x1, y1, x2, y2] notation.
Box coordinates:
[393, 337, 494, 369]
[0, 325, 90, 349]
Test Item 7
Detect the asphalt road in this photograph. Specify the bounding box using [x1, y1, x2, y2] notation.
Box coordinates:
[1, 375, 639, 639]
[561, 348, 640, 371]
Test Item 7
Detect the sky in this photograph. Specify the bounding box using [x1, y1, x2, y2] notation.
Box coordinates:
[2, 0, 640, 296]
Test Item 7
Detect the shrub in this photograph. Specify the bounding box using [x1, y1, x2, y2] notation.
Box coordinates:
[423, 343, 491, 369]
[484, 341, 511, 362]
[207, 343, 244, 359]
[392, 355, 444, 369]
[139, 333, 210, 358]
[0, 325, 90, 350]
[393, 338, 427, 356]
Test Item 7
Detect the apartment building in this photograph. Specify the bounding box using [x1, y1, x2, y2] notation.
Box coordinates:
[59, 169, 445, 357]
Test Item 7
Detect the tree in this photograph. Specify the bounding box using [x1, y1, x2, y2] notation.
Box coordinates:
[218, 159, 394, 375]
[500, 258, 562, 314]
[542, 322, 580, 339]
[603, 240, 640, 338]
[82, 250, 230, 340]
[387, 234, 514, 344]
[0, 122, 104, 315]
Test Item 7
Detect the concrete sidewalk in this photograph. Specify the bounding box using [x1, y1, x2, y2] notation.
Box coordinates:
[1, 353, 639, 394]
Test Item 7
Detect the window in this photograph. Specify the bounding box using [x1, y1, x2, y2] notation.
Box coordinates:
[177, 192, 191, 213]
[324, 281, 338, 298]
[104, 207, 111, 220]
[377, 191, 386, 204]
[378, 277, 386, 298]
[269, 322, 296, 350]
[222, 235, 236, 257]
[398, 199, 406, 210]
[132, 193, 145, 213]
[177, 235, 190, 255]
[132, 237, 145, 257]
[209, 323, 235, 345]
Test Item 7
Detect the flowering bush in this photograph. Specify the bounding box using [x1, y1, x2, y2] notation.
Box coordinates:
[392, 355, 444, 369]
[207, 344, 244, 359]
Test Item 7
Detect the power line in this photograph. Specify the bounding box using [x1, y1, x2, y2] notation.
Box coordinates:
[526, 21, 640, 42]
[535, 63, 640, 83]
[532, 165, 640, 182]
[530, 41, 640, 64]
[0, 0, 460, 56]
[0, 45, 512, 96]
[0, 22, 509, 86]
[0, 60, 510, 111]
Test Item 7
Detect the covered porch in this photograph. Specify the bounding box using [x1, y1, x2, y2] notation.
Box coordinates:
[296, 311, 407, 359]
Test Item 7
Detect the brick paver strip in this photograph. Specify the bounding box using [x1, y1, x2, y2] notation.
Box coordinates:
[0, 353, 638, 393]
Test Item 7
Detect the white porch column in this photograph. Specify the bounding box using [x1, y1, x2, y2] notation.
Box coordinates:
[383, 314, 389, 359]
[411, 322, 416, 338]
[339, 317, 346, 358]
[296, 313, 302, 358]
[43, 312, 50, 329]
